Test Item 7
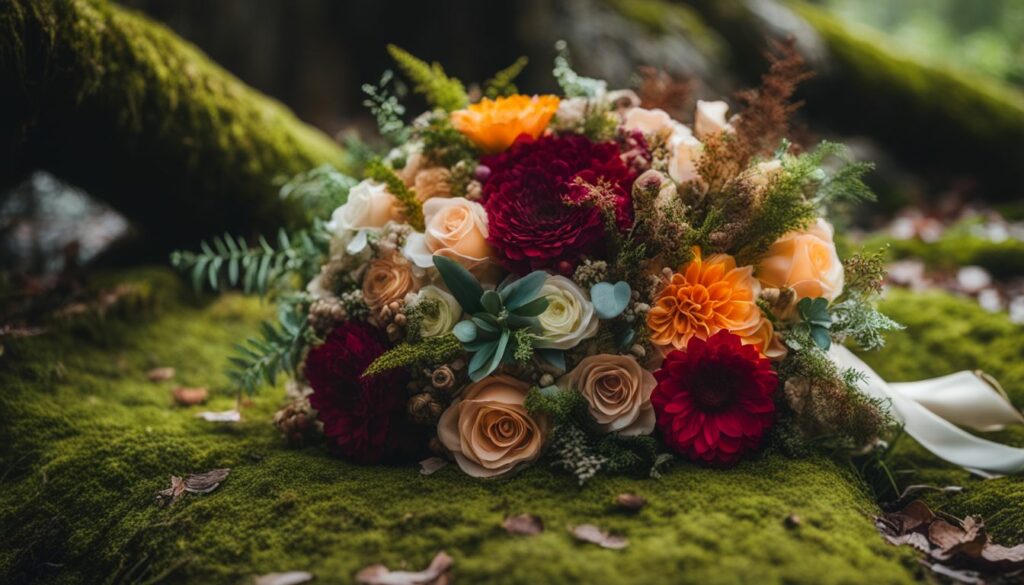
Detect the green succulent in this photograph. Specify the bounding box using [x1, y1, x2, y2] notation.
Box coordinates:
[433, 256, 550, 381]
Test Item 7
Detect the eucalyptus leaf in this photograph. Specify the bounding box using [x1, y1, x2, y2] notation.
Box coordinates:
[512, 296, 549, 317]
[484, 329, 511, 379]
[810, 326, 832, 351]
[538, 348, 566, 371]
[506, 314, 540, 329]
[469, 341, 498, 381]
[453, 320, 478, 343]
[434, 255, 484, 313]
[591, 281, 631, 320]
[471, 315, 500, 334]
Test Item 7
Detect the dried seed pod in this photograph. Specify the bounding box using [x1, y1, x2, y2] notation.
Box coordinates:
[430, 366, 455, 391]
[408, 392, 443, 424]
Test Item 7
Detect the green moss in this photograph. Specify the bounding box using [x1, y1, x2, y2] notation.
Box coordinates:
[605, 0, 725, 59]
[0, 268, 924, 584]
[859, 289, 1024, 543]
[0, 0, 350, 250]
[862, 228, 1024, 280]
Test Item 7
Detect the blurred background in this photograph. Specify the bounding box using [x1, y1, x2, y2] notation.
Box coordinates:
[1, 0, 1023, 323]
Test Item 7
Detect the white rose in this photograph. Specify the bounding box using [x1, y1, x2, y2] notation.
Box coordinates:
[535, 276, 599, 350]
[326, 180, 397, 236]
[694, 100, 733, 139]
[412, 285, 463, 338]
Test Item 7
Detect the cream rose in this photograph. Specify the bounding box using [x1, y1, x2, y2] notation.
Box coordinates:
[362, 253, 419, 312]
[326, 179, 399, 236]
[411, 285, 462, 338]
[560, 354, 655, 436]
[437, 375, 548, 478]
[535, 276, 599, 350]
[622, 107, 675, 137]
[757, 218, 845, 302]
[403, 197, 497, 278]
[667, 128, 703, 185]
[694, 100, 733, 139]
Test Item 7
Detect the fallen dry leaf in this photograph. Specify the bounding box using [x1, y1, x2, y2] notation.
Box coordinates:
[877, 499, 1024, 579]
[173, 387, 208, 406]
[355, 551, 452, 585]
[156, 468, 230, 506]
[197, 409, 241, 422]
[614, 493, 646, 511]
[419, 457, 447, 476]
[253, 571, 314, 585]
[784, 514, 802, 529]
[570, 524, 629, 550]
[147, 367, 176, 382]
[503, 514, 543, 536]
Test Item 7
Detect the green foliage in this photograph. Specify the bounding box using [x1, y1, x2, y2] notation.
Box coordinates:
[841, 248, 888, 297]
[796, 297, 833, 351]
[418, 114, 479, 168]
[277, 164, 357, 221]
[362, 69, 410, 143]
[386, 44, 468, 112]
[830, 299, 903, 351]
[436, 256, 550, 381]
[226, 301, 309, 396]
[362, 333, 463, 377]
[169, 224, 329, 296]
[483, 56, 528, 99]
[364, 160, 424, 230]
[552, 40, 607, 98]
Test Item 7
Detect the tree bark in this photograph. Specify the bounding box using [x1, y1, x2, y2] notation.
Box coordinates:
[0, 0, 350, 254]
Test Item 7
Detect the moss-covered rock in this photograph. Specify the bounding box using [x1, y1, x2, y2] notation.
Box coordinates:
[860, 289, 1024, 543]
[0, 268, 924, 584]
[0, 0, 350, 253]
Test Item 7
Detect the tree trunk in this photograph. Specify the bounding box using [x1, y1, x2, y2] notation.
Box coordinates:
[0, 0, 349, 254]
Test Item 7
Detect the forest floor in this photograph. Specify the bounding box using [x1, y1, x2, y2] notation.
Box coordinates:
[1, 268, 1022, 584]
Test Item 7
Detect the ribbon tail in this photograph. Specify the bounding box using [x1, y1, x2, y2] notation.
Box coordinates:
[830, 346, 1024, 476]
[890, 371, 1024, 432]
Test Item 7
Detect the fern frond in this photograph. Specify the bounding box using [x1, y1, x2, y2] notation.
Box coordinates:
[483, 56, 528, 99]
[386, 44, 468, 112]
[170, 224, 329, 296]
[227, 305, 308, 396]
[278, 164, 357, 220]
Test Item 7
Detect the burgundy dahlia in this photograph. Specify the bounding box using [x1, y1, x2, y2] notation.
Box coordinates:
[305, 322, 421, 463]
[651, 331, 777, 466]
[481, 134, 637, 274]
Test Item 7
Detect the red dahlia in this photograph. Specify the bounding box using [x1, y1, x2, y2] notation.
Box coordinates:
[305, 322, 422, 463]
[481, 134, 637, 274]
[651, 331, 777, 466]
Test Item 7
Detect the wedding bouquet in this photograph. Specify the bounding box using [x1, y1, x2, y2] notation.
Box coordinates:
[173, 42, 909, 482]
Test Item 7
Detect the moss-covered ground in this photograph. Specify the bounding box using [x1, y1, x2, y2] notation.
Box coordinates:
[4, 270, 1023, 584]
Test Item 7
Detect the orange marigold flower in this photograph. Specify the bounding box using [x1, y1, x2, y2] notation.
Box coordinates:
[647, 247, 767, 352]
[451, 95, 560, 154]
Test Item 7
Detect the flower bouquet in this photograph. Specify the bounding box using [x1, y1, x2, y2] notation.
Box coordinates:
[173, 42, 1024, 481]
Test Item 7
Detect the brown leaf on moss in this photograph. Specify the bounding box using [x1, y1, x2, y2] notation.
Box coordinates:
[614, 493, 647, 512]
[147, 367, 175, 381]
[418, 457, 447, 476]
[502, 514, 543, 536]
[570, 524, 629, 550]
[172, 386, 208, 406]
[155, 468, 230, 506]
[355, 551, 452, 585]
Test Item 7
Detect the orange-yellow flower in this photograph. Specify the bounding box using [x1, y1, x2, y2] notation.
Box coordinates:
[647, 248, 766, 352]
[451, 95, 560, 154]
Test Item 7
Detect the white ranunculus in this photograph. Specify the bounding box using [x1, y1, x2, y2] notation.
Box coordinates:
[535, 275, 599, 350]
[411, 285, 463, 338]
[694, 100, 733, 139]
[326, 179, 397, 236]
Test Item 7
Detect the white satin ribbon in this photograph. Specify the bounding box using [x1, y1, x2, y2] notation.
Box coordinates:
[830, 346, 1024, 476]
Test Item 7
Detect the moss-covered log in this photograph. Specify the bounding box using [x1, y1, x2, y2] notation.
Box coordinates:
[0, 0, 349, 253]
[687, 0, 1024, 201]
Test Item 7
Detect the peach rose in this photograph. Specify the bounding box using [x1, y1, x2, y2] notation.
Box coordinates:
[362, 253, 419, 312]
[560, 354, 655, 436]
[757, 219, 845, 303]
[403, 197, 498, 278]
[694, 100, 733, 139]
[437, 375, 548, 478]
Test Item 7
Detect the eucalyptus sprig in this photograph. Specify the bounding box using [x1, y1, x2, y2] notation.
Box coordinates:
[434, 256, 549, 381]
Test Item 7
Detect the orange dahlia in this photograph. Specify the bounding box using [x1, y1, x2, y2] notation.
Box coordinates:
[451, 94, 560, 154]
[647, 247, 766, 352]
